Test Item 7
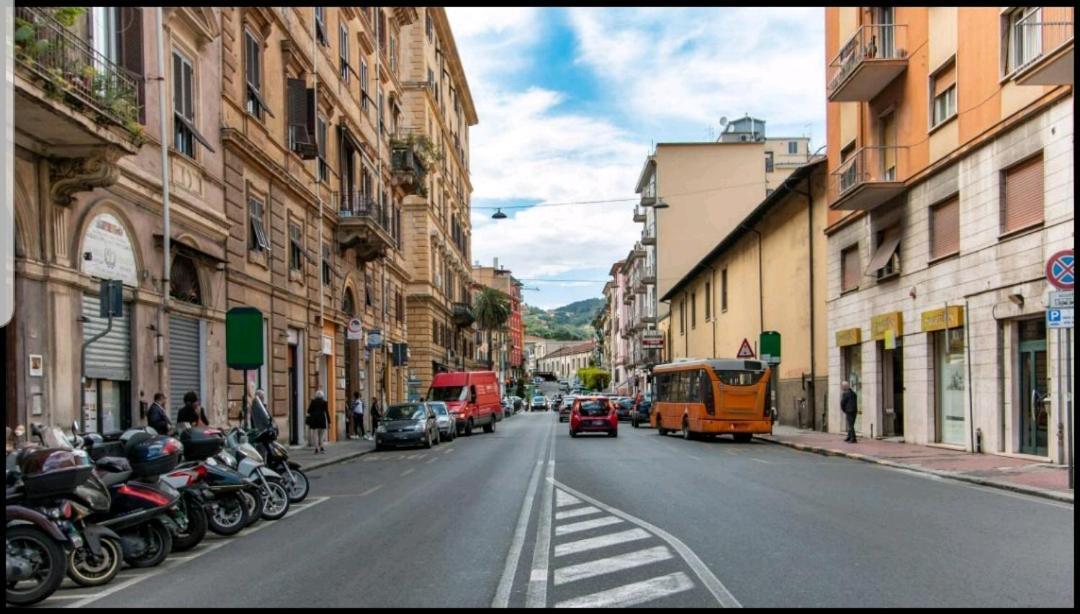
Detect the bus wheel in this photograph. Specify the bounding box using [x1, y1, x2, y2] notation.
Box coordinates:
[681, 418, 692, 440]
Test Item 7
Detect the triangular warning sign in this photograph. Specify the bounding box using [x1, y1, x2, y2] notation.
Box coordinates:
[737, 338, 755, 358]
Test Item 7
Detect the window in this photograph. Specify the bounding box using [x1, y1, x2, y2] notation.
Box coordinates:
[869, 227, 902, 280]
[314, 7, 327, 46]
[389, 33, 397, 75]
[360, 59, 369, 112]
[929, 196, 960, 260]
[286, 78, 315, 157]
[691, 292, 696, 329]
[721, 269, 728, 312]
[679, 300, 686, 335]
[930, 60, 956, 128]
[705, 281, 711, 320]
[377, 93, 384, 134]
[765, 151, 774, 173]
[317, 115, 328, 182]
[172, 50, 212, 157]
[1004, 7, 1041, 74]
[248, 197, 269, 252]
[841, 245, 860, 292]
[1001, 154, 1044, 234]
[244, 29, 273, 119]
[426, 10, 433, 41]
[364, 270, 372, 307]
[289, 222, 303, 272]
[339, 24, 351, 83]
[322, 244, 331, 285]
[788, 141, 798, 155]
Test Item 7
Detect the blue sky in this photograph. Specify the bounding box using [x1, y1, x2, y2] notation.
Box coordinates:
[446, 8, 826, 310]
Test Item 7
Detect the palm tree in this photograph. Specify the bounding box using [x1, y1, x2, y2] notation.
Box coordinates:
[473, 287, 511, 369]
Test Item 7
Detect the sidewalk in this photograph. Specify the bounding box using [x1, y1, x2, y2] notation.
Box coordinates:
[757, 425, 1073, 503]
[289, 437, 377, 471]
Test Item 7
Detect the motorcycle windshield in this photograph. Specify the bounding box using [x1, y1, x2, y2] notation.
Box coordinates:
[39, 426, 74, 450]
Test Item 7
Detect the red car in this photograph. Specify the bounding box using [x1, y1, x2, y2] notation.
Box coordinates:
[569, 396, 618, 438]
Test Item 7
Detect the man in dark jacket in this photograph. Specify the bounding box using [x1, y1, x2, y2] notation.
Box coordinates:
[177, 391, 210, 427]
[147, 393, 172, 435]
[306, 391, 330, 453]
[840, 381, 858, 443]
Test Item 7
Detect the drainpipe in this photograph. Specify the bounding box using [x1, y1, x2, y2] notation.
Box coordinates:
[155, 8, 172, 392]
[710, 266, 717, 359]
[792, 175, 816, 430]
[742, 226, 764, 336]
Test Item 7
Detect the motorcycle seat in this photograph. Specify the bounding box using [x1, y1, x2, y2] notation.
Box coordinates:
[99, 468, 132, 487]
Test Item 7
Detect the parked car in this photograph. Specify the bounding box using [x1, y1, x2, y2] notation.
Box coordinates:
[375, 403, 439, 450]
[614, 397, 634, 421]
[558, 395, 578, 423]
[530, 395, 548, 412]
[631, 396, 653, 428]
[569, 397, 618, 438]
[428, 402, 455, 442]
[428, 371, 500, 436]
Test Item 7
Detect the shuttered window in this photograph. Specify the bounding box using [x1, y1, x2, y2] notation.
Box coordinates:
[930, 196, 960, 260]
[841, 245, 860, 292]
[1001, 155, 1044, 233]
[931, 60, 957, 128]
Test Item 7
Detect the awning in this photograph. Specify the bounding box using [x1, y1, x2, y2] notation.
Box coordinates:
[153, 234, 226, 265]
[865, 227, 901, 275]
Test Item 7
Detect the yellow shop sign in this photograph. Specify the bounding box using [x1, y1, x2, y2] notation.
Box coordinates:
[871, 312, 903, 341]
[921, 306, 964, 333]
[836, 328, 862, 347]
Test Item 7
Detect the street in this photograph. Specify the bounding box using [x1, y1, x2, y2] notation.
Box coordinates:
[44, 412, 1074, 608]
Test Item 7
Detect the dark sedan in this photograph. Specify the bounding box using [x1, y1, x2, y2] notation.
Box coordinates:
[375, 403, 440, 450]
[614, 397, 634, 421]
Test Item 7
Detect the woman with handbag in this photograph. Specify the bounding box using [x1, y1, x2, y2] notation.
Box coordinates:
[306, 390, 330, 454]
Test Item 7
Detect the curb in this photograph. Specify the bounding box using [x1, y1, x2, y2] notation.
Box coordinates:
[755, 436, 1074, 504]
[302, 446, 378, 472]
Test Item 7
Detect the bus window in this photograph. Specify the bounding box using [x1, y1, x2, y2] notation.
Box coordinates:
[714, 370, 765, 386]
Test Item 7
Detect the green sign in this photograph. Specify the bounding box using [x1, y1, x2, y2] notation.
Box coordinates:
[760, 331, 781, 364]
[226, 307, 264, 369]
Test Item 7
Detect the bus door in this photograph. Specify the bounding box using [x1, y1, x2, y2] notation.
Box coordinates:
[714, 369, 768, 417]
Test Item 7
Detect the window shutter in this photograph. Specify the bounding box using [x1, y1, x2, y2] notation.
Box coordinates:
[842, 246, 860, 291]
[119, 7, 144, 123]
[1002, 155, 1044, 233]
[182, 60, 194, 121]
[933, 62, 956, 98]
[305, 88, 317, 143]
[930, 197, 960, 259]
[172, 53, 183, 116]
[287, 78, 307, 133]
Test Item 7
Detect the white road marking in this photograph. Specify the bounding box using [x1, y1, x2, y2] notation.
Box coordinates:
[525, 432, 557, 608]
[426, 457, 437, 464]
[554, 505, 601, 521]
[750, 458, 770, 464]
[554, 528, 652, 558]
[551, 480, 741, 608]
[359, 484, 383, 497]
[362, 455, 381, 462]
[554, 516, 623, 536]
[492, 419, 553, 608]
[553, 545, 674, 586]
[554, 571, 695, 608]
[401, 468, 415, 476]
[407, 454, 422, 460]
[555, 490, 582, 508]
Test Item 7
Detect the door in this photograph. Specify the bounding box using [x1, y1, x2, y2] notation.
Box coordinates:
[873, 7, 894, 58]
[288, 342, 299, 445]
[168, 315, 202, 421]
[879, 111, 897, 181]
[880, 343, 904, 437]
[1018, 319, 1048, 457]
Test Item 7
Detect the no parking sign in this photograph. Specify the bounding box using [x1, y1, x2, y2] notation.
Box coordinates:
[1046, 249, 1074, 290]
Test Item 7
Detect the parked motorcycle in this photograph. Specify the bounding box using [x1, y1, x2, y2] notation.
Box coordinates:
[248, 424, 309, 503]
[173, 424, 250, 537]
[223, 427, 290, 521]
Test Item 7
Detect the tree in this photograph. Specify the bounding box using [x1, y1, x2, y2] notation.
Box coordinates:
[474, 287, 511, 369]
[576, 367, 610, 391]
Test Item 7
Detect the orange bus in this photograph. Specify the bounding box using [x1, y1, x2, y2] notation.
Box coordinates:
[650, 359, 773, 442]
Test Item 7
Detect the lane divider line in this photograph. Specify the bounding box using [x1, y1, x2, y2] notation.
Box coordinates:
[525, 425, 557, 608]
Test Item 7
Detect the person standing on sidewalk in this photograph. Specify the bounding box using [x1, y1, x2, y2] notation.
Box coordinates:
[841, 381, 858, 443]
[147, 393, 172, 435]
[370, 396, 381, 437]
[307, 391, 330, 454]
[350, 392, 366, 440]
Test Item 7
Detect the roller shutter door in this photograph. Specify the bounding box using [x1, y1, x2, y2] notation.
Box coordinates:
[169, 315, 202, 420]
[82, 295, 131, 381]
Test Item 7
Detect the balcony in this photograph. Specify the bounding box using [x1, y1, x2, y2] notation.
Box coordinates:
[633, 206, 646, 223]
[828, 146, 908, 211]
[1012, 7, 1074, 86]
[827, 24, 908, 102]
[452, 302, 475, 328]
[642, 263, 656, 285]
[641, 222, 656, 246]
[390, 132, 430, 197]
[335, 193, 395, 262]
[13, 7, 143, 156]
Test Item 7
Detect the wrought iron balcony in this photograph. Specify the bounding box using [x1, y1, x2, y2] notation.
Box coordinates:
[633, 206, 646, 223]
[827, 24, 908, 102]
[642, 263, 656, 285]
[334, 192, 395, 262]
[828, 146, 908, 211]
[641, 222, 656, 246]
[390, 132, 429, 197]
[452, 302, 475, 328]
[1012, 7, 1074, 86]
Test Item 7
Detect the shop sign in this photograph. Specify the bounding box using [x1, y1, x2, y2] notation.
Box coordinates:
[322, 335, 333, 355]
[921, 306, 964, 333]
[81, 213, 138, 286]
[871, 312, 903, 341]
[835, 328, 861, 347]
[1047, 308, 1073, 329]
[641, 330, 664, 347]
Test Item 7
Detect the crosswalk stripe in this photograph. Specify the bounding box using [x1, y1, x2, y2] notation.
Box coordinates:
[554, 528, 652, 558]
[554, 571, 695, 608]
[554, 505, 601, 521]
[553, 546, 673, 586]
[554, 516, 622, 536]
[555, 490, 582, 508]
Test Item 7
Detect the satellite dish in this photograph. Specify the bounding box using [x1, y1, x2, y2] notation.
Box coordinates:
[719, 116, 728, 127]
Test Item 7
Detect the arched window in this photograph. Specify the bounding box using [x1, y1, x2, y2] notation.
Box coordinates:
[169, 255, 201, 305]
[342, 288, 356, 318]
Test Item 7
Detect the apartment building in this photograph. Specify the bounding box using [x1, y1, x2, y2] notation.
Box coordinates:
[662, 159, 829, 429]
[604, 260, 629, 392]
[528, 337, 584, 375]
[824, 7, 1073, 461]
[536, 341, 598, 383]
[7, 7, 229, 434]
[398, 7, 479, 395]
[717, 116, 813, 193]
[472, 264, 524, 388]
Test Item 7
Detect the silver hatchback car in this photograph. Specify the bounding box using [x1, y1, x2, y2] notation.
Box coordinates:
[427, 401, 456, 442]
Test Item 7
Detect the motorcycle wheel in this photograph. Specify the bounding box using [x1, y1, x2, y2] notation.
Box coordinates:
[241, 488, 263, 528]
[284, 468, 310, 503]
[206, 493, 249, 536]
[122, 520, 172, 568]
[66, 536, 122, 587]
[171, 495, 208, 552]
[259, 478, 290, 521]
[5, 525, 66, 606]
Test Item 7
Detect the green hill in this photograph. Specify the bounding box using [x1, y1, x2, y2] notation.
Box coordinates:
[524, 298, 604, 340]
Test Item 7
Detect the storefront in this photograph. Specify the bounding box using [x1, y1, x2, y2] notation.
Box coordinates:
[1016, 318, 1049, 457]
[871, 312, 904, 438]
[922, 306, 966, 446]
[836, 327, 863, 432]
[168, 315, 203, 420]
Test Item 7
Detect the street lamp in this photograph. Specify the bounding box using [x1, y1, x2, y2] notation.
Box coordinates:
[492, 208, 508, 220]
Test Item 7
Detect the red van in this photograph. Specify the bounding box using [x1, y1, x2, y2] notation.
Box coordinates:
[428, 371, 500, 436]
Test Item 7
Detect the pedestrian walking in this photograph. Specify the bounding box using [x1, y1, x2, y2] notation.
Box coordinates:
[177, 391, 210, 428]
[350, 392, 366, 440]
[840, 381, 858, 443]
[307, 390, 330, 453]
[370, 396, 381, 436]
[147, 392, 172, 435]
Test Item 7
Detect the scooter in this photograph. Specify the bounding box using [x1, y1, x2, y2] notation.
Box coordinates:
[223, 428, 290, 521]
[248, 424, 309, 503]
[172, 423, 249, 537]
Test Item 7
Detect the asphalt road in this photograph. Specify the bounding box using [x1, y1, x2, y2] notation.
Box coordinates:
[51, 412, 1074, 608]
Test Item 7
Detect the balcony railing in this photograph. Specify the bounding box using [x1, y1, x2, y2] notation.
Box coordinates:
[827, 24, 908, 101]
[828, 146, 908, 211]
[1012, 7, 1074, 85]
[452, 302, 475, 328]
[390, 130, 430, 197]
[642, 262, 656, 284]
[641, 222, 656, 246]
[13, 7, 141, 130]
[633, 206, 646, 223]
[334, 192, 395, 261]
